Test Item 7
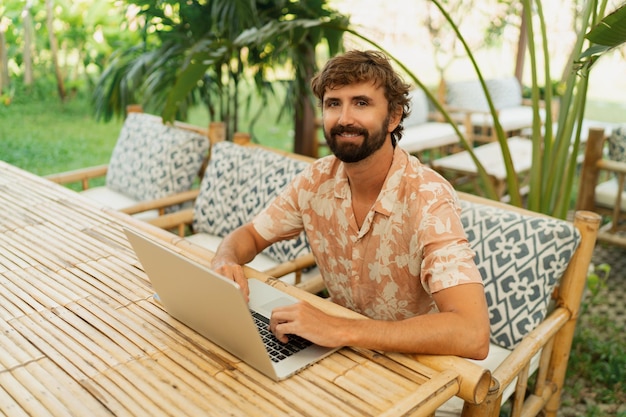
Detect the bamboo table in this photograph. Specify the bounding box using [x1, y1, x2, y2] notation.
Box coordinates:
[0, 160, 464, 417]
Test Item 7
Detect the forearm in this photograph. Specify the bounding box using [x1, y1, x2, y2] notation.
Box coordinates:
[273, 284, 490, 358]
[345, 285, 490, 358]
[337, 311, 489, 359]
[211, 224, 269, 268]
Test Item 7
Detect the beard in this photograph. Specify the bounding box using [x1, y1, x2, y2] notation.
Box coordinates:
[324, 115, 390, 163]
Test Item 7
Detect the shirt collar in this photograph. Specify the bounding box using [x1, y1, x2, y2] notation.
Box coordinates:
[333, 146, 409, 218]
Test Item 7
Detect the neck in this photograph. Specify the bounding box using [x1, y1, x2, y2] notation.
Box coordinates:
[344, 140, 395, 200]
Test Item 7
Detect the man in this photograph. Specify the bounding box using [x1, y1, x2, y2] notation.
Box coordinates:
[211, 50, 490, 359]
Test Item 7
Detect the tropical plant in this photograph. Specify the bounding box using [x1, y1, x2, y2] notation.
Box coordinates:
[384, 0, 626, 217]
[92, 0, 349, 154]
[431, 0, 626, 217]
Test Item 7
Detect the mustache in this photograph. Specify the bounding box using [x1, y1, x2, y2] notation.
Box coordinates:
[329, 125, 368, 137]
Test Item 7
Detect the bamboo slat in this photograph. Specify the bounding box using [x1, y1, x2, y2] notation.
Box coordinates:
[0, 384, 30, 417]
[0, 369, 57, 417]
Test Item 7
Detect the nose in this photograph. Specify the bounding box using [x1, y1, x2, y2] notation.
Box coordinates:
[337, 106, 355, 126]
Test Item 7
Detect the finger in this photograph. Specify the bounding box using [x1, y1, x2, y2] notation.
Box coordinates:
[270, 311, 291, 343]
[216, 264, 249, 302]
[273, 322, 290, 343]
[232, 269, 249, 301]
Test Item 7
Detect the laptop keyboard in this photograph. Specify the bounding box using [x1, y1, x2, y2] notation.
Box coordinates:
[251, 311, 313, 363]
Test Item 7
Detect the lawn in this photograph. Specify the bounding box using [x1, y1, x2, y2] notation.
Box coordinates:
[0, 98, 124, 176]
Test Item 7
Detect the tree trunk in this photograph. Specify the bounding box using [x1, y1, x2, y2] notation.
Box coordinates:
[46, 0, 66, 101]
[0, 20, 9, 94]
[515, 6, 527, 83]
[22, 1, 34, 86]
[293, 45, 318, 157]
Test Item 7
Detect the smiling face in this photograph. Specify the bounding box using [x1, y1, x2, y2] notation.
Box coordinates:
[322, 81, 400, 163]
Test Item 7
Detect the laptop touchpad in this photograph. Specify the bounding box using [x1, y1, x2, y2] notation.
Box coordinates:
[259, 297, 296, 315]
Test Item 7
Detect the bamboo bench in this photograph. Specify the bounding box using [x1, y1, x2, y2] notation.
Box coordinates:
[398, 88, 466, 163]
[431, 193, 599, 416]
[148, 135, 320, 288]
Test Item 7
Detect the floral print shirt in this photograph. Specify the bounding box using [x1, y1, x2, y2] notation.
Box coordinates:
[252, 146, 482, 320]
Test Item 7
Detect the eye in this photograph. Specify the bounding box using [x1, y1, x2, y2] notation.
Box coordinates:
[324, 99, 339, 108]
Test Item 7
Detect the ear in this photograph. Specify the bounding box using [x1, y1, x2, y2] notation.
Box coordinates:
[388, 106, 403, 133]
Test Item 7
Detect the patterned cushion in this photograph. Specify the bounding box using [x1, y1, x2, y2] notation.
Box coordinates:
[460, 201, 581, 349]
[193, 141, 312, 264]
[608, 124, 626, 162]
[106, 113, 209, 201]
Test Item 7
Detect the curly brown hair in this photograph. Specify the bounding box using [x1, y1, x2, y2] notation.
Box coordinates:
[310, 50, 411, 143]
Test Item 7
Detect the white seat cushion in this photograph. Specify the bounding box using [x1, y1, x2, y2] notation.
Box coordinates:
[80, 187, 158, 220]
[186, 233, 319, 286]
[404, 89, 430, 127]
[400, 123, 463, 153]
[469, 106, 545, 132]
[595, 178, 626, 211]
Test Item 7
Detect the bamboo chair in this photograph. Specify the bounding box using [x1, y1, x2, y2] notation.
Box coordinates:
[148, 134, 319, 288]
[438, 77, 546, 144]
[398, 88, 466, 163]
[441, 193, 600, 416]
[577, 125, 626, 247]
[297, 192, 600, 417]
[46, 106, 225, 220]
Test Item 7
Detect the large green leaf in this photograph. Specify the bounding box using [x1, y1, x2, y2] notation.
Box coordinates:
[162, 43, 228, 122]
[585, 4, 626, 47]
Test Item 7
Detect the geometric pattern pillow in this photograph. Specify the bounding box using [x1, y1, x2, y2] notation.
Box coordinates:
[608, 124, 626, 162]
[106, 113, 209, 202]
[193, 141, 312, 264]
[460, 201, 581, 349]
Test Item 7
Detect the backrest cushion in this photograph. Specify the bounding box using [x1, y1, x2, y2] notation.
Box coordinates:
[446, 77, 522, 112]
[446, 80, 489, 112]
[106, 113, 209, 201]
[403, 89, 429, 127]
[485, 77, 523, 109]
[460, 201, 581, 349]
[608, 124, 626, 162]
[193, 141, 312, 264]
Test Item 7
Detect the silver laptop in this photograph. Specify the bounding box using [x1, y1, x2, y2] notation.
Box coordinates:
[124, 228, 339, 381]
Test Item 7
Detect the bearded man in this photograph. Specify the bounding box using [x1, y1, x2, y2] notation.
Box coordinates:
[211, 50, 490, 359]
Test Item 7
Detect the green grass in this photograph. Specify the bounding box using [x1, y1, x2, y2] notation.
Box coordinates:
[0, 84, 296, 177]
[0, 98, 124, 176]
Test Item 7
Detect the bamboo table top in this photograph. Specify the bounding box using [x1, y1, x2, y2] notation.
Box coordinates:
[0, 161, 461, 417]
